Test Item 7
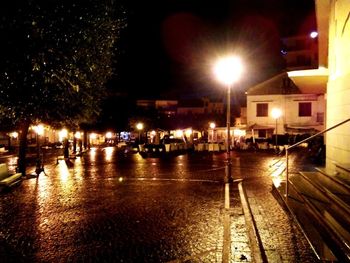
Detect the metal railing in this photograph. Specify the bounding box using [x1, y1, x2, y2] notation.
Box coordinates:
[285, 118, 350, 199]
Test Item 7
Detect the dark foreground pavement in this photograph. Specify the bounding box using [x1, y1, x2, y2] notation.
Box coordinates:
[0, 148, 318, 262]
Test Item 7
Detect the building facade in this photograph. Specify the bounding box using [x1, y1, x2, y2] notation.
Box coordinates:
[246, 73, 325, 139]
[316, 0, 350, 169]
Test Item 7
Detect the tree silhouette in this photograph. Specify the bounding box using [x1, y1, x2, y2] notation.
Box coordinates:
[0, 0, 126, 175]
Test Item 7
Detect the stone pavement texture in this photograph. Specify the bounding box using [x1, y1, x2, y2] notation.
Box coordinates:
[236, 153, 318, 263]
[0, 149, 318, 262]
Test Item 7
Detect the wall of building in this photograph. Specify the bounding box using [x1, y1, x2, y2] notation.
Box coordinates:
[326, 0, 350, 169]
[177, 107, 204, 115]
[247, 94, 325, 134]
[282, 35, 318, 71]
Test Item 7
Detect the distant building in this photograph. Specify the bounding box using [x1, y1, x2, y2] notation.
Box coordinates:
[155, 100, 178, 116]
[281, 34, 318, 71]
[246, 72, 325, 139]
[177, 98, 224, 115]
[136, 99, 178, 116]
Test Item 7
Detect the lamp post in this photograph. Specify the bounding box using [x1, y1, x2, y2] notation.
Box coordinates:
[209, 122, 216, 143]
[136, 122, 144, 143]
[214, 55, 243, 185]
[271, 108, 282, 153]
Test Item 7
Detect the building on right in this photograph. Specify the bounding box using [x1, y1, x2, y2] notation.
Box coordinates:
[314, 1, 350, 170]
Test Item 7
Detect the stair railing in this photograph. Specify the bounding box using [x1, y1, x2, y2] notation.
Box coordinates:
[285, 118, 350, 199]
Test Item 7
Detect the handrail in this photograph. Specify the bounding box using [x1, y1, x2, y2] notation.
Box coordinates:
[285, 118, 350, 199]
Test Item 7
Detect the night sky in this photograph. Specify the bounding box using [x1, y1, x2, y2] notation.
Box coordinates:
[113, 0, 316, 100]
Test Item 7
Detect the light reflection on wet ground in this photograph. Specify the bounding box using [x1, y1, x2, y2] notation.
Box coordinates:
[0, 147, 318, 262]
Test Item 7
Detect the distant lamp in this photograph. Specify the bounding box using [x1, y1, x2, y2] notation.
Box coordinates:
[33, 124, 44, 136]
[105, 132, 112, 139]
[59, 129, 68, 142]
[10, 132, 18, 139]
[74, 131, 81, 139]
[209, 122, 216, 129]
[136, 122, 144, 142]
[310, 31, 318, 39]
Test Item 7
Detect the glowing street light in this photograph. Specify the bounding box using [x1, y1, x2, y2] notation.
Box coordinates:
[136, 122, 144, 143]
[214, 55, 243, 185]
[310, 31, 318, 39]
[271, 108, 282, 152]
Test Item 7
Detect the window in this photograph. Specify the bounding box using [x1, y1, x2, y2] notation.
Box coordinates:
[258, 130, 267, 138]
[299, 102, 312, 116]
[256, 103, 268, 117]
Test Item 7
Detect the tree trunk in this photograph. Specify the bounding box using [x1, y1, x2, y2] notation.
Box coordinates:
[83, 130, 88, 150]
[63, 138, 69, 158]
[73, 131, 77, 154]
[18, 120, 30, 176]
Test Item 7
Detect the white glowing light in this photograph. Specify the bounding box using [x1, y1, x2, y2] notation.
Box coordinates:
[209, 122, 216, 129]
[136, 123, 143, 130]
[185, 129, 192, 137]
[10, 132, 18, 139]
[90, 133, 97, 140]
[58, 129, 68, 142]
[33, 124, 44, 136]
[74, 131, 81, 139]
[105, 131, 112, 139]
[310, 31, 318, 38]
[271, 108, 282, 119]
[175, 130, 183, 137]
[214, 56, 243, 85]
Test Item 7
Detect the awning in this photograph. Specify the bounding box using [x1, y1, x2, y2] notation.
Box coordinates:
[285, 126, 317, 133]
[287, 67, 328, 94]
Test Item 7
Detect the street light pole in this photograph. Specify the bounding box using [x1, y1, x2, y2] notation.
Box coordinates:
[226, 84, 232, 183]
[271, 108, 282, 153]
[275, 117, 278, 151]
[213, 55, 243, 211]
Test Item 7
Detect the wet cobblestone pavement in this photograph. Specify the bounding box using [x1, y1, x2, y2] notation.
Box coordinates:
[0, 148, 318, 262]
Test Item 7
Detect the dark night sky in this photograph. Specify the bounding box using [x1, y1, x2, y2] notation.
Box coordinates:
[112, 0, 316, 101]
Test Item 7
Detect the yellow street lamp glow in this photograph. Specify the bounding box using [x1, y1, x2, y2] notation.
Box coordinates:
[58, 129, 68, 142]
[185, 129, 192, 138]
[105, 131, 112, 139]
[10, 132, 18, 139]
[34, 124, 44, 136]
[209, 122, 216, 129]
[90, 133, 97, 140]
[214, 56, 243, 85]
[271, 108, 282, 119]
[74, 131, 81, 139]
[175, 130, 183, 138]
[136, 123, 143, 131]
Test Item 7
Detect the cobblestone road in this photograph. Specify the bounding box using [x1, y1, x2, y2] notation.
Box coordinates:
[0, 148, 317, 262]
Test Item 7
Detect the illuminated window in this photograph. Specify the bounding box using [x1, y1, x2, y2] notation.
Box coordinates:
[256, 103, 268, 117]
[299, 102, 312, 116]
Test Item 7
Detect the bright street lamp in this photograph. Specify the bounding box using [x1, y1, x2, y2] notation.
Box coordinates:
[271, 108, 282, 152]
[209, 122, 216, 143]
[214, 55, 243, 185]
